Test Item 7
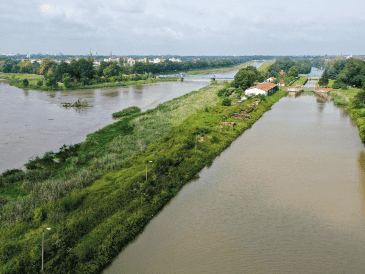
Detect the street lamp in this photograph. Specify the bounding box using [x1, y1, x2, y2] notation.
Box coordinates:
[42, 227, 51, 272]
[146, 161, 153, 182]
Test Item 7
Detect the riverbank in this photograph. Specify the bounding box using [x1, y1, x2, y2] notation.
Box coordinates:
[0, 72, 178, 91]
[0, 83, 285, 273]
[184, 61, 253, 75]
[327, 83, 365, 143]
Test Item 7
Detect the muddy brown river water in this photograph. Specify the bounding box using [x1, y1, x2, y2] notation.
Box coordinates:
[0, 80, 210, 174]
[102, 93, 365, 273]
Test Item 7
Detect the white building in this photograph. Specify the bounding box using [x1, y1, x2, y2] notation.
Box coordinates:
[169, 57, 182, 62]
[245, 87, 268, 96]
[266, 77, 276, 83]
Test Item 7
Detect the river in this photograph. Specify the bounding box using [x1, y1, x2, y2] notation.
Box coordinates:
[102, 93, 365, 273]
[0, 79, 211, 174]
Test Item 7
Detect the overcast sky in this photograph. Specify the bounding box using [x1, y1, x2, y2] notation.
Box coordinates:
[1, 0, 365, 56]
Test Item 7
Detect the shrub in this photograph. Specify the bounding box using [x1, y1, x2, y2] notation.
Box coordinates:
[36, 80, 43, 87]
[22, 78, 29, 87]
[222, 98, 232, 106]
[112, 106, 141, 118]
[352, 99, 365, 109]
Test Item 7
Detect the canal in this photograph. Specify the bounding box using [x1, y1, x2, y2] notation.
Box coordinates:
[103, 93, 365, 273]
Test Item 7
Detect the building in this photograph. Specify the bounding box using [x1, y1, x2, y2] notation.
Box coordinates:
[266, 77, 276, 83]
[315, 87, 333, 93]
[279, 70, 286, 76]
[245, 87, 267, 96]
[278, 79, 285, 86]
[250, 82, 278, 95]
[285, 86, 302, 92]
[169, 57, 182, 62]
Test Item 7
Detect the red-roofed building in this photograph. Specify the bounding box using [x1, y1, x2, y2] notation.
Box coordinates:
[251, 82, 278, 95]
[279, 70, 286, 76]
[278, 79, 285, 86]
[315, 87, 333, 93]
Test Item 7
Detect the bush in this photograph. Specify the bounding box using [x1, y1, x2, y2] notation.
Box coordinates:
[352, 100, 365, 109]
[112, 106, 141, 118]
[222, 98, 232, 106]
[22, 78, 29, 87]
[36, 80, 43, 87]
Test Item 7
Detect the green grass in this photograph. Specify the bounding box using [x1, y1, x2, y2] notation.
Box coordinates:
[257, 60, 275, 72]
[0, 73, 43, 81]
[185, 61, 253, 75]
[1, 73, 177, 91]
[0, 82, 285, 274]
[291, 76, 307, 86]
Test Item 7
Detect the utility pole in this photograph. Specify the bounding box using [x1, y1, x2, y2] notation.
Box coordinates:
[42, 227, 51, 272]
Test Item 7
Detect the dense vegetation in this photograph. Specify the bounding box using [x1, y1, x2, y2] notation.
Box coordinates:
[112, 106, 141, 118]
[0, 78, 285, 273]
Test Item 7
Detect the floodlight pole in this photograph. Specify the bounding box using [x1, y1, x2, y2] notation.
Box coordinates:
[42, 227, 51, 272]
[146, 161, 153, 182]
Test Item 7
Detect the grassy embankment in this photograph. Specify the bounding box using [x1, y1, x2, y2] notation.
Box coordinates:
[184, 61, 254, 75]
[257, 60, 275, 72]
[291, 76, 308, 86]
[0, 81, 286, 273]
[326, 80, 365, 142]
[0, 72, 177, 91]
[327, 80, 360, 107]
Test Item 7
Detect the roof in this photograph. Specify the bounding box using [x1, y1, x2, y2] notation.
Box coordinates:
[279, 70, 286, 75]
[253, 82, 278, 92]
[279, 79, 285, 83]
[315, 87, 333, 91]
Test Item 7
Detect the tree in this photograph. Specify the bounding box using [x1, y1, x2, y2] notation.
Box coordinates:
[38, 57, 56, 76]
[45, 71, 57, 88]
[62, 73, 71, 88]
[234, 66, 261, 90]
[288, 66, 299, 77]
[318, 70, 329, 86]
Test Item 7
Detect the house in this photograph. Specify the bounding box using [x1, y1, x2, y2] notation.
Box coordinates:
[278, 79, 285, 86]
[279, 70, 286, 76]
[150, 57, 166, 64]
[245, 87, 268, 96]
[266, 77, 276, 83]
[251, 82, 278, 95]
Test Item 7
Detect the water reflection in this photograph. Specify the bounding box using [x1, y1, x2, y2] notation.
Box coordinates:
[103, 90, 365, 274]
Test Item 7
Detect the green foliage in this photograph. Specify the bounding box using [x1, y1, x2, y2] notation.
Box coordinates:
[234, 66, 263, 90]
[62, 73, 71, 88]
[318, 70, 329, 86]
[222, 97, 232, 106]
[22, 78, 29, 87]
[36, 79, 43, 87]
[0, 80, 286, 274]
[112, 106, 141, 118]
[287, 66, 299, 77]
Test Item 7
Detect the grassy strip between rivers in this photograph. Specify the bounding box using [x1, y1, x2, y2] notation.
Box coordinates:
[0, 82, 285, 273]
[0, 72, 178, 91]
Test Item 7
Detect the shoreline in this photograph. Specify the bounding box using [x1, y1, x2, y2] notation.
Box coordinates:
[0, 81, 285, 273]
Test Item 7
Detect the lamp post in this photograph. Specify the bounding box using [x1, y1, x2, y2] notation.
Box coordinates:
[146, 161, 153, 182]
[42, 227, 51, 272]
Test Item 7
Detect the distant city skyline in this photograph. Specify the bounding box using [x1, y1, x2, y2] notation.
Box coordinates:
[1, 0, 364, 56]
